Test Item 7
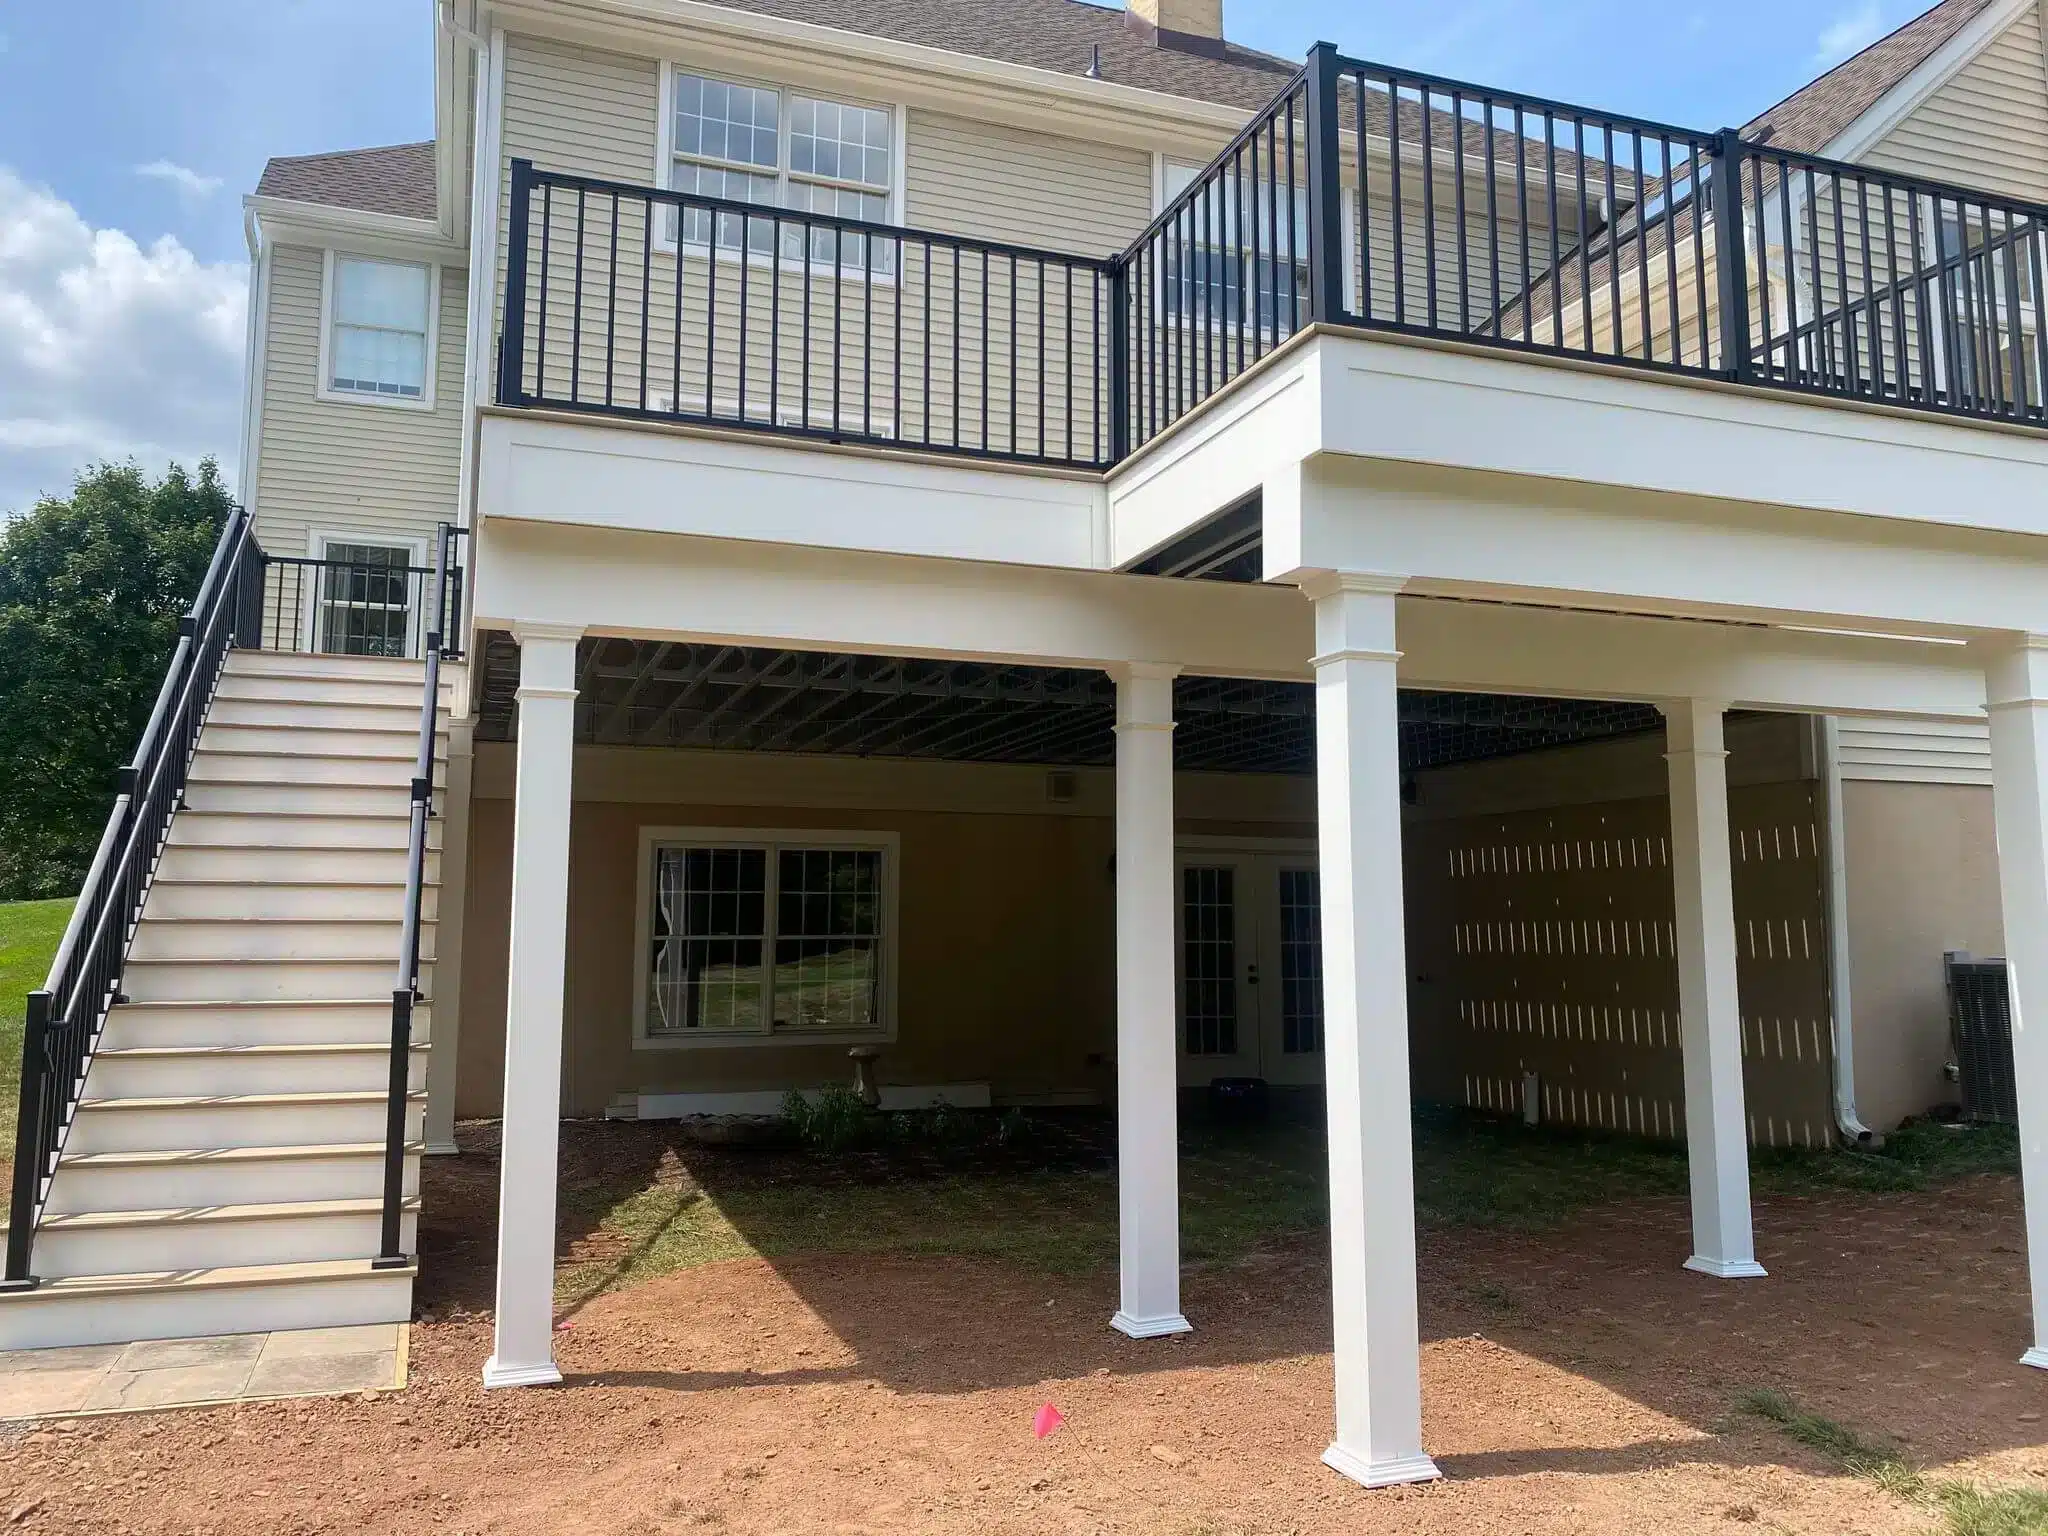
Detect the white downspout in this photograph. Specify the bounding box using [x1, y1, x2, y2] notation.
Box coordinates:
[235, 205, 270, 513]
[1816, 715, 1879, 1145]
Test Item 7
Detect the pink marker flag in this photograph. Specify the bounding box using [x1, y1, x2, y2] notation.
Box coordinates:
[1033, 1403, 1065, 1439]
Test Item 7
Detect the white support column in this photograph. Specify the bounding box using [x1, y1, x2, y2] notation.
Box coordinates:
[482, 623, 582, 1389]
[1309, 575, 1439, 1490]
[424, 715, 476, 1157]
[1663, 699, 1766, 1280]
[1110, 661, 1192, 1340]
[1985, 638, 2048, 1370]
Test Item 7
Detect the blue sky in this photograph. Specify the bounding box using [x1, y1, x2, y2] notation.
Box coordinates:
[0, 0, 1931, 513]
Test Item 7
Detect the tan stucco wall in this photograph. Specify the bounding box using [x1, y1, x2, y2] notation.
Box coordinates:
[1840, 779, 2004, 1130]
[453, 744, 1316, 1117]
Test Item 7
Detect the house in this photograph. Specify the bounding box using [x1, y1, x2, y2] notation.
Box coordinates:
[7, 0, 2048, 1490]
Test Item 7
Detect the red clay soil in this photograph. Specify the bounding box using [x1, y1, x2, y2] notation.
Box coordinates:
[3, 1156, 2046, 1534]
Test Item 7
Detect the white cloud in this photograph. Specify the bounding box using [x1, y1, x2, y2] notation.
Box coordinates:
[1815, 1, 1886, 65]
[134, 160, 224, 199]
[0, 166, 246, 515]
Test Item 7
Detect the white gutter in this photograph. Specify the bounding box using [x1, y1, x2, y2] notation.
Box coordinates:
[1816, 714, 1880, 1146]
[235, 205, 270, 513]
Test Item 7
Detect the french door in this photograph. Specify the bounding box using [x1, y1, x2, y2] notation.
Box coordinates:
[1174, 850, 1325, 1087]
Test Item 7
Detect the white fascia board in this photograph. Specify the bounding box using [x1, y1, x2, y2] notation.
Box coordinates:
[1394, 597, 1986, 721]
[471, 516, 1319, 679]
[483, 0, 1256, 155]
[1106, 335, 1322, 569]
[1277, 446, 2048, 638]
[244, 197, 469, 262]
[1310, 331, 2048, 543]
[1819, 0, 2034, 164]
[478, 409, 1110, 570]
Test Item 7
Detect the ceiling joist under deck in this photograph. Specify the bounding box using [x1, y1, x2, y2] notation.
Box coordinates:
[475, 633, 1666, 776]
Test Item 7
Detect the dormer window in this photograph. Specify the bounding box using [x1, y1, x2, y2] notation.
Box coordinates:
[662, 67, 896, 270]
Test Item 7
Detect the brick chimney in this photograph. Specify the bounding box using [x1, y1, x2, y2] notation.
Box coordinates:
[1126, 0, 1226, 56]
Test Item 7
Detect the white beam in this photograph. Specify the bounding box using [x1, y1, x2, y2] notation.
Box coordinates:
[474, 517, 1990, 721]
[482, 622, 581, 1390]
[1664, 699, 1766, 1281]
[1985, 638, 2048, 1369]
[1109, 662, 1191, 1341]
[1312, 575, 1440, 1489]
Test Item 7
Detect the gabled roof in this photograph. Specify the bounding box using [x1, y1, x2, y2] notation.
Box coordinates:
[696, 0, 1299, 111]
[255, 142, 439, 221]
[1739, 0, 2000, 154]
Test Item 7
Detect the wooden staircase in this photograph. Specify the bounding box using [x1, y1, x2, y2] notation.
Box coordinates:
[0, 649, 449, 1350]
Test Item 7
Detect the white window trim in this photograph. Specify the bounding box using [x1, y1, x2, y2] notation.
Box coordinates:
[653, 60, 905, 269]
[316, 249, 442, 412]
[302, 529, 430, 657]
[631, 824, 902, 1052]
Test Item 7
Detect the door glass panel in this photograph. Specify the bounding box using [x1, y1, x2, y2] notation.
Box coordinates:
[1278, 867, 1324, 1055]
[1182, 865, 1239, 1056]
[318, 542, 413, 657]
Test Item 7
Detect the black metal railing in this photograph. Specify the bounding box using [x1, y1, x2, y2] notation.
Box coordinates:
[4, 516, 469, 1284]
[251, 553, 443, 661]
[497, 48, 2048, 465]
[371, 521, 459, 1270]
[4, 507, 264, 1286]
[498, 160, 1116, 468]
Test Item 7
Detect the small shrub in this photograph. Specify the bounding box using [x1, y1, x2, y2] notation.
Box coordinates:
[783, 1084, 874, 1153]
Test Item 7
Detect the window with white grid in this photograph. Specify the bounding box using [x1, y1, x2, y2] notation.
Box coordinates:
[665, 67, 895, 272]
[643, 832, 892, 1043]
[1277, 868, 1324, 1055]
[1181, 865, 1239, 1056]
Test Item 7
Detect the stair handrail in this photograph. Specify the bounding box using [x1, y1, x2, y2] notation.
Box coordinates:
[371, 522, 458, 1269]
[4, 507, 264, 1287]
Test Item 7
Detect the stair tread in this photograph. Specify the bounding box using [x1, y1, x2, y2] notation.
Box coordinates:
[62, 1141, 422, 1169]
[35, 1196, 421, 1233]
[0, 1258, 417, 1300]
[151, 878, 430, 889]
[123, 955, 435, 966]
[110, 998, 430, 1010]
[173, 808, 422, 822]
[79, 1089, 428, 1111]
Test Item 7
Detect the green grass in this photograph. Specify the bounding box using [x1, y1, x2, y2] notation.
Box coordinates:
[1740, 1388, 2048, 1534]
[554, 1104, 2023, 1309]
[0, 898, 72, 1167]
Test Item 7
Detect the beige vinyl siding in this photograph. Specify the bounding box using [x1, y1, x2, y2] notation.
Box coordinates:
[905, 110, 1152, 257]
[251, 244, 465, 558]
[497, 36, 1115, 460]
[1837, 717, 1994, 786]
[1863, 5, 2048, 201]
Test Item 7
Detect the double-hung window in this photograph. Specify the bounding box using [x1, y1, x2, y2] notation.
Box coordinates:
[640, 830, 895, 1045]
[665, 68, 895, 273]
[323, 255, 435, 405]
[1160, 161, 1310, 336]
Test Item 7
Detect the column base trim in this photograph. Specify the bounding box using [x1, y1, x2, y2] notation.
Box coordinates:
[1321, 1444, 1443, 1489]
[482, 1355, 563, 1389]
[425, 1140, 461, 1157]
[1684, 1255, 1768, 1280]
[1110, 1310, 1193, 1340]
[2020, 1347, 2048, 1371]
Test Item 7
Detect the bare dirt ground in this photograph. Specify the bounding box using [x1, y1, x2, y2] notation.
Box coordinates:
[3, 1125, 2046, 1535]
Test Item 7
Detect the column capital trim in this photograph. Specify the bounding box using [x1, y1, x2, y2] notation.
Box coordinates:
[515, 684, 580, 703]
[1107, 660, 1183, 684]
[1299, 570, 1408, 603]
[511, 620, 586, 646]
[1662, 749, 1731, 762]
[1312, 646, 1402, 669]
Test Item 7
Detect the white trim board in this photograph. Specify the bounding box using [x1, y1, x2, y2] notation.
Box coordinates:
[632, 1083, 991, 1119]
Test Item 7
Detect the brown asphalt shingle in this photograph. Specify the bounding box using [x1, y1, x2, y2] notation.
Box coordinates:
[255, 142, 439, 221]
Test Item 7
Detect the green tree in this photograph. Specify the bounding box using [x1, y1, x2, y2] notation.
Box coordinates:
[0, 462, 233, 901]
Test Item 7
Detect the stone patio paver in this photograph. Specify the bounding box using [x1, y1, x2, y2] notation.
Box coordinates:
[0, 1323, 405, 1419]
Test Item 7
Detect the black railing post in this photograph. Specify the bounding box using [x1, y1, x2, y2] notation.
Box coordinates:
[371, 988, 415, 1269]
[1304, 42, 1347, 324]
[500, 159, 534, 407]
[233, 540, 266, 651]
[1712, 128, 1753, 384]
[1108, 259, 1131, 463]
[1, 993, 50, 1289]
